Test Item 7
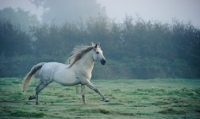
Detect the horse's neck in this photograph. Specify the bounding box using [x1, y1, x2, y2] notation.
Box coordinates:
[75, 50, 95, 73]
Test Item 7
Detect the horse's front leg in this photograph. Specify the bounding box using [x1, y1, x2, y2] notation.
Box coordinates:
[84, 80, 109, 102]
[81, 84, 86, 104]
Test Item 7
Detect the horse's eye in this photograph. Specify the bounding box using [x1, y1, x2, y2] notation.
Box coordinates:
[96, 52, 99, 54]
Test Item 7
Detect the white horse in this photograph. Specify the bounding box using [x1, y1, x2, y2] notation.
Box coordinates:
[23, 43, 109, 105]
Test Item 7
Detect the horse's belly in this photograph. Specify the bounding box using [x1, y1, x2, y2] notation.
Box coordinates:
[54, 77, 80, 86]
[53, 70, 80, 86]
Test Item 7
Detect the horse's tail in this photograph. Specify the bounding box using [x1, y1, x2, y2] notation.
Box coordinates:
[23, 62, 45, 92]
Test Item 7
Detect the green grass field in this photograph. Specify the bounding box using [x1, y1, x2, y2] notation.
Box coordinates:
[0, 78, 200, 119]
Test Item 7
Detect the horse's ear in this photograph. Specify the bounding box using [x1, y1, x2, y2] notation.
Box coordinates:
[91, 42, 95, 46]
[98, 42, 101, 47]
[94, 44, 98, 48]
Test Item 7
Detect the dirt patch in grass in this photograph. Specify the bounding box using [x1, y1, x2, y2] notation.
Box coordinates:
[158, 108, 186, 115]
[153, 101, 171, 105]
[91, 108, 111, 114]
[10, 110, 45, 118]
[89, 108, 136, 116]
[107, 102, 124, 105]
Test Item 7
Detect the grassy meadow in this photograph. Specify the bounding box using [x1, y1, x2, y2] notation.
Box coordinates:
[0, 78, 200, 119]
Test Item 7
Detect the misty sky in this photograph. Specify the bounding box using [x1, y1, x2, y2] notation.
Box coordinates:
[0, 0, 200, 28]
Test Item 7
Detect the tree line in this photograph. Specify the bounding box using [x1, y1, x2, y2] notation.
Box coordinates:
[0, 15, 200, 79]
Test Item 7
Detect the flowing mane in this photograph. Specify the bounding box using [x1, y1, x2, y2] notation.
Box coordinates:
[67, 44, 94, 68]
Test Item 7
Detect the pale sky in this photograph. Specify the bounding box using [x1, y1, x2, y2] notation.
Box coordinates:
[96, 0, 200, 28]
[0, 0, 200, 28]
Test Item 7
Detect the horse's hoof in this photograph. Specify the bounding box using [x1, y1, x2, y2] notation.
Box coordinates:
[104, 99, 109, 102]
[29, 95, 35, 100]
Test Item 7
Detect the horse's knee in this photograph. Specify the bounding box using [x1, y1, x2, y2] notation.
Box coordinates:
[36, 81, 50, 94]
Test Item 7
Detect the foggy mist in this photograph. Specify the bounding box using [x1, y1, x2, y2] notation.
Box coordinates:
[0, 0, 200, 79]
[1, 2, 200, 119]
[0, 0, 200, 27]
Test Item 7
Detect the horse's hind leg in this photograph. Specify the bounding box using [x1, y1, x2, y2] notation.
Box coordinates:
[35, 80, 52, 105]
[28, 80, 43, 101]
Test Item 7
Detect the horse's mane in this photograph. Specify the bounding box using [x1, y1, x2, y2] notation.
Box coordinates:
[67, 44, 94, 68]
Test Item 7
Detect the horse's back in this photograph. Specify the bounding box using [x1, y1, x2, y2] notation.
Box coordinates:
[38, 62, 68, 80]
[44, 62, 67, 69]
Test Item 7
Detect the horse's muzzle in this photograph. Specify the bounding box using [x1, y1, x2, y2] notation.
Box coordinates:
[100, 59, 106, 65]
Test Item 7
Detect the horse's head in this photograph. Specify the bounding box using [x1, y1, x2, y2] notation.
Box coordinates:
[93, 44, 106, 65]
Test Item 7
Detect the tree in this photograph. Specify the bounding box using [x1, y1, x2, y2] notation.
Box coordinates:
[30, 0, 106, 25]
[0, 7, 40, 32]
[0, 20, 31, 57]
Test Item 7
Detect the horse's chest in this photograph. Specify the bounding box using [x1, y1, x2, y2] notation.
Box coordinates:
[77, 69, 92, 79]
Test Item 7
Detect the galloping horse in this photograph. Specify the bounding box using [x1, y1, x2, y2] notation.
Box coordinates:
[23, 43, 109, 105]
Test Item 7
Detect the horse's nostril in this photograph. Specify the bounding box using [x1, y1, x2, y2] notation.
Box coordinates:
[101, 59, 106, 65]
